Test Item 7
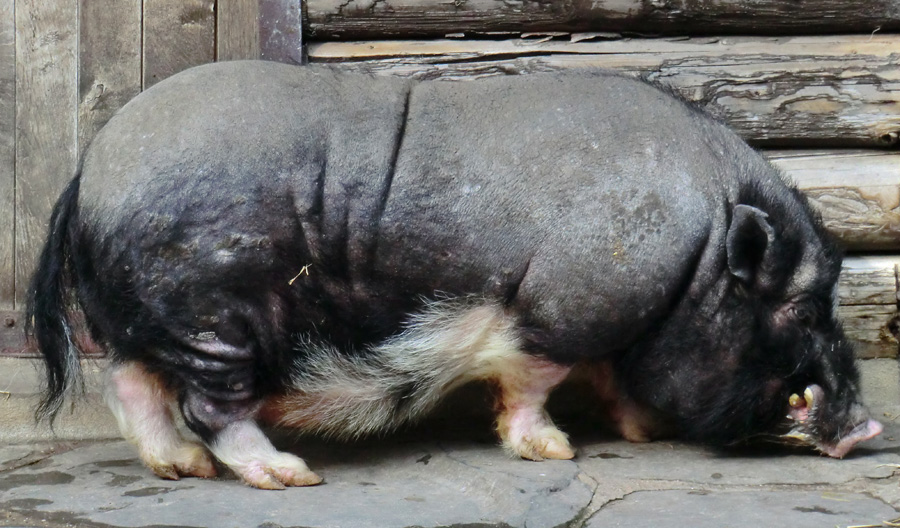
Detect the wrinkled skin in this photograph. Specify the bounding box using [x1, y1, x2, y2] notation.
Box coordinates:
[28, 62, 880, 489]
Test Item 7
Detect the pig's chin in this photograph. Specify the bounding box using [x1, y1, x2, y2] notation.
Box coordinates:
[780, 384, 883, 458]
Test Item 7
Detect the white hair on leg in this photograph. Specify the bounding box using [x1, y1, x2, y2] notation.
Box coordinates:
[494, 355, 574, 460]
[105, 362, 216, 479]
[209, 419, 322, 489]
[268, 297, 574, 459]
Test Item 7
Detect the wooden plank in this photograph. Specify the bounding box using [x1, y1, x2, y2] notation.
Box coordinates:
[15, 0, 79, 308]
[838, 256, 899, 307]
[143, 0, 215, 88]
[766, 150, 900, 251]
[305, 0, 900, 40]
[310, 35, 900, 147]
[217, 0, 261, 61]
[79, 0, 142, 154]
[838, 256, 899, 359]
[1, 310, 104, 357]
[217, 0, 303, 64]
[840, 304, 899, 359]
[0, 0, 14, 310]
[259, 0, 304, 64]
[0, 310, 26, 356]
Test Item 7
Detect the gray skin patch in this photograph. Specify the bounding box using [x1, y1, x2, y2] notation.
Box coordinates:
[0, 471, 75, 491]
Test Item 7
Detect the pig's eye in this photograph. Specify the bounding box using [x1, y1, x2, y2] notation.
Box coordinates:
[790, 303, 816, 325]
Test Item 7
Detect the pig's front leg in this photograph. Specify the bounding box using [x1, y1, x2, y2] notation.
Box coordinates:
[494, 356, 575, 460]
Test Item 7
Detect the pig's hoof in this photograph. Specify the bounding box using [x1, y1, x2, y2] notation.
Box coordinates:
[619, 423, 651, 443]
[507, 427, 575, 461]
[235, 454, 323, 489]
[143, 442, 217, 480]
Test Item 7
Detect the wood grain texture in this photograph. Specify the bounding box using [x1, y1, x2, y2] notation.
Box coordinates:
[306, 0, 900, 40]
[142, 0, 215, 88]
[766, 150, 900, 251]
[0, 0, 14, 310]
[259, 0, 304, 63]
[838, 257, 899, 359]
[838, 256, 899, 308]
[840, 305, 899, 359]
[217, 0, 261, 61]
[79, 0, 142, 154]
[311, 35, 900, 147]
[218, 0, 304, 63]
[15, 0, 78, 308]
[0, 310, 26, 356]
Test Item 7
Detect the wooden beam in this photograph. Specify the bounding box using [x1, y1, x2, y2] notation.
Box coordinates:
[310, 35, 900, 148]
[259, 0, 304, 64]
[217, 0, 261, 61]
[15, 0, 79, 308]
[79, 0, 142, 154]
[217, 0, 304, 64]
[305, 0, 900, 41]
[766, 150, 900, 252]
[142, 0, 216, 88]
[0, 0, 13, 310]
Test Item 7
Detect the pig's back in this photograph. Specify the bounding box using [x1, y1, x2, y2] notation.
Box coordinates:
[376, 73, 739, 357]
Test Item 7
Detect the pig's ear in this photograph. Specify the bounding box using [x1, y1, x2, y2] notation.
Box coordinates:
[726, 204, 776, 286]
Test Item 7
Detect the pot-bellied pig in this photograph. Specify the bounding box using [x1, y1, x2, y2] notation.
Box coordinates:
[28, 60, 882, 489]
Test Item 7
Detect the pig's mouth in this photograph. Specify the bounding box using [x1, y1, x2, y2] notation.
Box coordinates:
[780, 384, 883, 458]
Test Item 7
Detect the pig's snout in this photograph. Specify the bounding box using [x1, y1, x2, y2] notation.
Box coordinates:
[784, 384, 883, 458]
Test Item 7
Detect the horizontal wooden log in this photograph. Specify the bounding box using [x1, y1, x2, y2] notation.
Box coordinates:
[306, 0, 900, 40]
[765, 150, 900, 251]
[311, 35, 900, 147]
[3, 257, 897, 358]
[837, 256, 899, 308]
[840, 305, 900, 359]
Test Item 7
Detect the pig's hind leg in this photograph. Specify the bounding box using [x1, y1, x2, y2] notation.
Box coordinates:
[493, 355, 575, 460]
[171, 339, 323, 489]
[109, 345, 320, 488]
[105, 362, 216, 480]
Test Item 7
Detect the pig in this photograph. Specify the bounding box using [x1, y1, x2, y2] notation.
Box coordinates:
[27, 60, 882, 489]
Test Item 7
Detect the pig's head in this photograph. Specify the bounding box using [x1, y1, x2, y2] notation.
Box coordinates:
[617, 189, 882, 457]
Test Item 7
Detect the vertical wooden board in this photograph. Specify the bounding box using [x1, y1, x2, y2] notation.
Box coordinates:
[217, 0, 261, 61]
[0, 0, 14, 310]
[143, 0, 215, 88]
[79, 0, 142, 155]
[15, 0, 79, 308]
[259, 0, 303, 64]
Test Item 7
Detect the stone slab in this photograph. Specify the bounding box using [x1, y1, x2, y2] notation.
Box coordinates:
[585, 489, 899, 528]
[0, 438, 594, 528]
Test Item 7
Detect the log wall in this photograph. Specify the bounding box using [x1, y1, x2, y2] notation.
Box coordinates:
[1, 0, 303, 314]
[1, 1, 898, 358]
[305, 0, 900, 39]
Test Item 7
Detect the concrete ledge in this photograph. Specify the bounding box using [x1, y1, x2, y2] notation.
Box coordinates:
[1, 357, 897, 444]
[0, 359, 120, 443]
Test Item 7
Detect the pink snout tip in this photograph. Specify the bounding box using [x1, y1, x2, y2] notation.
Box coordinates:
[821, 419, 883, 459]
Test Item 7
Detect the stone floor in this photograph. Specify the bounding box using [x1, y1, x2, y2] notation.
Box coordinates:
[1, 359, 899, 528]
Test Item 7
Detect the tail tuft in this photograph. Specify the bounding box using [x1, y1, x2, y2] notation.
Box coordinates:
[26, 175, 84, 422]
